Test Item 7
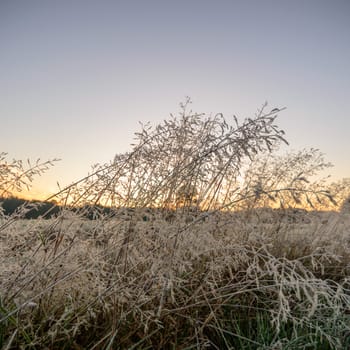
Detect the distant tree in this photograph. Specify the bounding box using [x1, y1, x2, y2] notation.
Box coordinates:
[0, 197, 60, 219]
[1, 197, 24, 215]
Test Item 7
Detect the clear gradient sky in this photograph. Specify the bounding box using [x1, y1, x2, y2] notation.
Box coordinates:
[1, 0, 349, 199]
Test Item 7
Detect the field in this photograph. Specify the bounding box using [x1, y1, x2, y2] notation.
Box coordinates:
[1, 104, 350, 348]
[1, 207, 350, 349]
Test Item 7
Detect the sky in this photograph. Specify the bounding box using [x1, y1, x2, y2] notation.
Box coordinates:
[1, 0, 349, 200]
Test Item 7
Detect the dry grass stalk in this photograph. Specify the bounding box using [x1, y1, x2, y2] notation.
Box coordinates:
[1, 101, 350, 349]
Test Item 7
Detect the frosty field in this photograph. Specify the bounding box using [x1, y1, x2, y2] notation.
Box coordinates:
[1, 207, 350, 349]
[1, 103, 350, 348]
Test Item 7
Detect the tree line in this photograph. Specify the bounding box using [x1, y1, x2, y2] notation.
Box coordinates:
[0, 197, 116, 219]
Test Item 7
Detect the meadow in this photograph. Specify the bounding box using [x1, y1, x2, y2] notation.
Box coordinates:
[1, 101, 350, 349]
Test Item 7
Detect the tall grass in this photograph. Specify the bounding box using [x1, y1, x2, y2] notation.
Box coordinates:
[1, 100, 350, 349]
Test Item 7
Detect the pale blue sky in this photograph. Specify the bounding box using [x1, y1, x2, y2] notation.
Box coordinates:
[1, 0, 349, 198]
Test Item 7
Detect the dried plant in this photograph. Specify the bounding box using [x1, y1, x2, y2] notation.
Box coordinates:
[52, 99, 339, 214]
[51, 99, 289, 210]
[238, 148, 336, 210]
[1, 100, 350, 349]
[0, 152, 59, 198]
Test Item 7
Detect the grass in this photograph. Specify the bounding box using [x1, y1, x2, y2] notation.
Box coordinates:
[1, 100, 350, 348]
[1, 209, 350, 349]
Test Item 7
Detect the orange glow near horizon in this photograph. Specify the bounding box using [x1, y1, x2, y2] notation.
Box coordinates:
[8, 187, 340, 213]
[12, 190, 53, 202]
[10, 181, 59, 202]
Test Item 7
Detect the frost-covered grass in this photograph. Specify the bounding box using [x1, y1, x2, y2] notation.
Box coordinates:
[2, 101, 350, 348]
[1, 208, 350, 349]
